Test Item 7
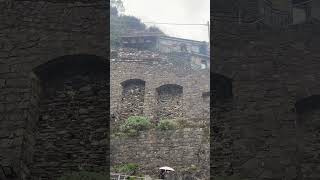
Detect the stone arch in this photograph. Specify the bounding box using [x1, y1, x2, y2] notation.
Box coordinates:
[202, 92, 210, 118]
[156, 84, 183, 120]
[294, 94, 320, 179]
[29, 54, 108, 180]
[121, 79, 146, 96]
[211, 73, 233, 104]
[118, 79, 146, 121]
[295, 95, 320, 114]
[210, 73, 234, 176]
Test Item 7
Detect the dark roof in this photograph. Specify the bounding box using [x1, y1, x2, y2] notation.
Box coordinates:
[121, 32, 164, 38]
[121, 32, 208, 44]
[159, 36, 208, 44]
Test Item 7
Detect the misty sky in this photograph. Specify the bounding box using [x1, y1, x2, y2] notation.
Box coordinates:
[122, 0, 210, 42]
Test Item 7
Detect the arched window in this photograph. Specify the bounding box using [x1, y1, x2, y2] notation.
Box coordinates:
[156, 84, 183, 120]
[211, 73, 233, 103]
[295, 94, 320, 179]
[202, 92, 210, 118]
[121, 79, 146, 96]
[31, 54, 108, 179]
[119, 79, 146, 120]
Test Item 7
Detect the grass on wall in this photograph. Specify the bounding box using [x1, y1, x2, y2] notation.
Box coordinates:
[156, 119, 178, 130]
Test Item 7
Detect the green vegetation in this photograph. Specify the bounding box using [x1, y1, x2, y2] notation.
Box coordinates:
[112, 163, 139, 176]
[181, 164, 199, 173]
[110, 0, 164, 48]
[119, 116, 151, 136]
[156, 119, 178, 130]
[57, 171, 108, 180]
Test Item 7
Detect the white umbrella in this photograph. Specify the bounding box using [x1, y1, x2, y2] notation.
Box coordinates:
[159, 166, 175, 171]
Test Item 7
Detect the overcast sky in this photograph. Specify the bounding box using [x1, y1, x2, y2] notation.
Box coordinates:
[122, 0, 210, 42]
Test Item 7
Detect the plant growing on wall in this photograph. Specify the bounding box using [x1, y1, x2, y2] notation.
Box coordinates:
[156, 119, 178, 130]
[119, 116, 151, 136]
[113, 163, 139, 175]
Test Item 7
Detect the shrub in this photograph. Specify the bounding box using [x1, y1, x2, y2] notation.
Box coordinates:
[57, 171, 108, 180]
[113, 163, 139, 175]
[120, 116, 151, 135]
[156, 119, 177, 130]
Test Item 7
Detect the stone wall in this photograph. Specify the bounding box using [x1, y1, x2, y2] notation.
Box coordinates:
[0, 1, 108, 179]
[110, 49, 210, 179]
[118, 79, 146, 123]
[30, 56, 108, 180]
[211, 21, 320, 179]
[110, 51, 210, 122]
[156, 84, 183, 120]
[110, 128, 209, 179]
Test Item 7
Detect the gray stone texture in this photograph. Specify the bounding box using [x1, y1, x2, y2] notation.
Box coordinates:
[212, 21, 320, 179]
[0, 1, 108, 179]
[111, 128, 209, 179]
[110, 48, 210, 179]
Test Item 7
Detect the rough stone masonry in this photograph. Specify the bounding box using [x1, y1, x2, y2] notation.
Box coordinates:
[212, 20, 320, 179]
[110, 48, 210, 179]
[0, 1, 108, 179]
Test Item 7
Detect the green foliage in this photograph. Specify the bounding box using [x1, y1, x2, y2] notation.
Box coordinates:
[111, 0, 124, 13]
[110, 0, 165, 48]
[57, 171, 108, 180]
[113, 163, 139, 175]
[156, 119, 177, 130]
[120, 116, 151, 136]
[181, 164, 199, 173]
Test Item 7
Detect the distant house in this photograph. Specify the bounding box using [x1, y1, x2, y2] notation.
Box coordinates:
[120, 32, 209, 55]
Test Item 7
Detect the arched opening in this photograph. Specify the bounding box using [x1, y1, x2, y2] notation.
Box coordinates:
[156, 84, 183, 120]
[211, 73, 233, 104]
[118, 79, 146, 121]
[295, 95, 320, 179]
[202, 92, 210, 118]
[210, 73, 233, 176]
[30, 54, 108, 179]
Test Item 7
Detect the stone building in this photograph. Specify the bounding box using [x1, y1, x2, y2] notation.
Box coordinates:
[110, 48, 210, 178]
[121, 32, 209, 55]
[212, 1, 320, 179]
[0, 0, 108, 179]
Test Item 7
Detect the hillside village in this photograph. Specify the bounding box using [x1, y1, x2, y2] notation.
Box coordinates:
[110, 29, 210, 180]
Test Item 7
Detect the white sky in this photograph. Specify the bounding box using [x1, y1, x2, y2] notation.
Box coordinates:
[122, 0, 210, 42]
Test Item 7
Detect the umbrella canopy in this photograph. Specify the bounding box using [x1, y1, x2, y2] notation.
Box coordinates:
[159, 166, 175, 171]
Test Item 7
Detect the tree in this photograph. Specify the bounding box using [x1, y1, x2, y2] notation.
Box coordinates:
[110, 0, 165, 48]
[147, 26, 165, 34]
[110, 0, 124, 13]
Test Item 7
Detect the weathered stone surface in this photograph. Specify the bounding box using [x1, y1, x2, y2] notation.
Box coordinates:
[0, 1, 108, 179]
[111, 128, 209, 179]
[110, 48, 210, 179]
[212, 20, 320, 179]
